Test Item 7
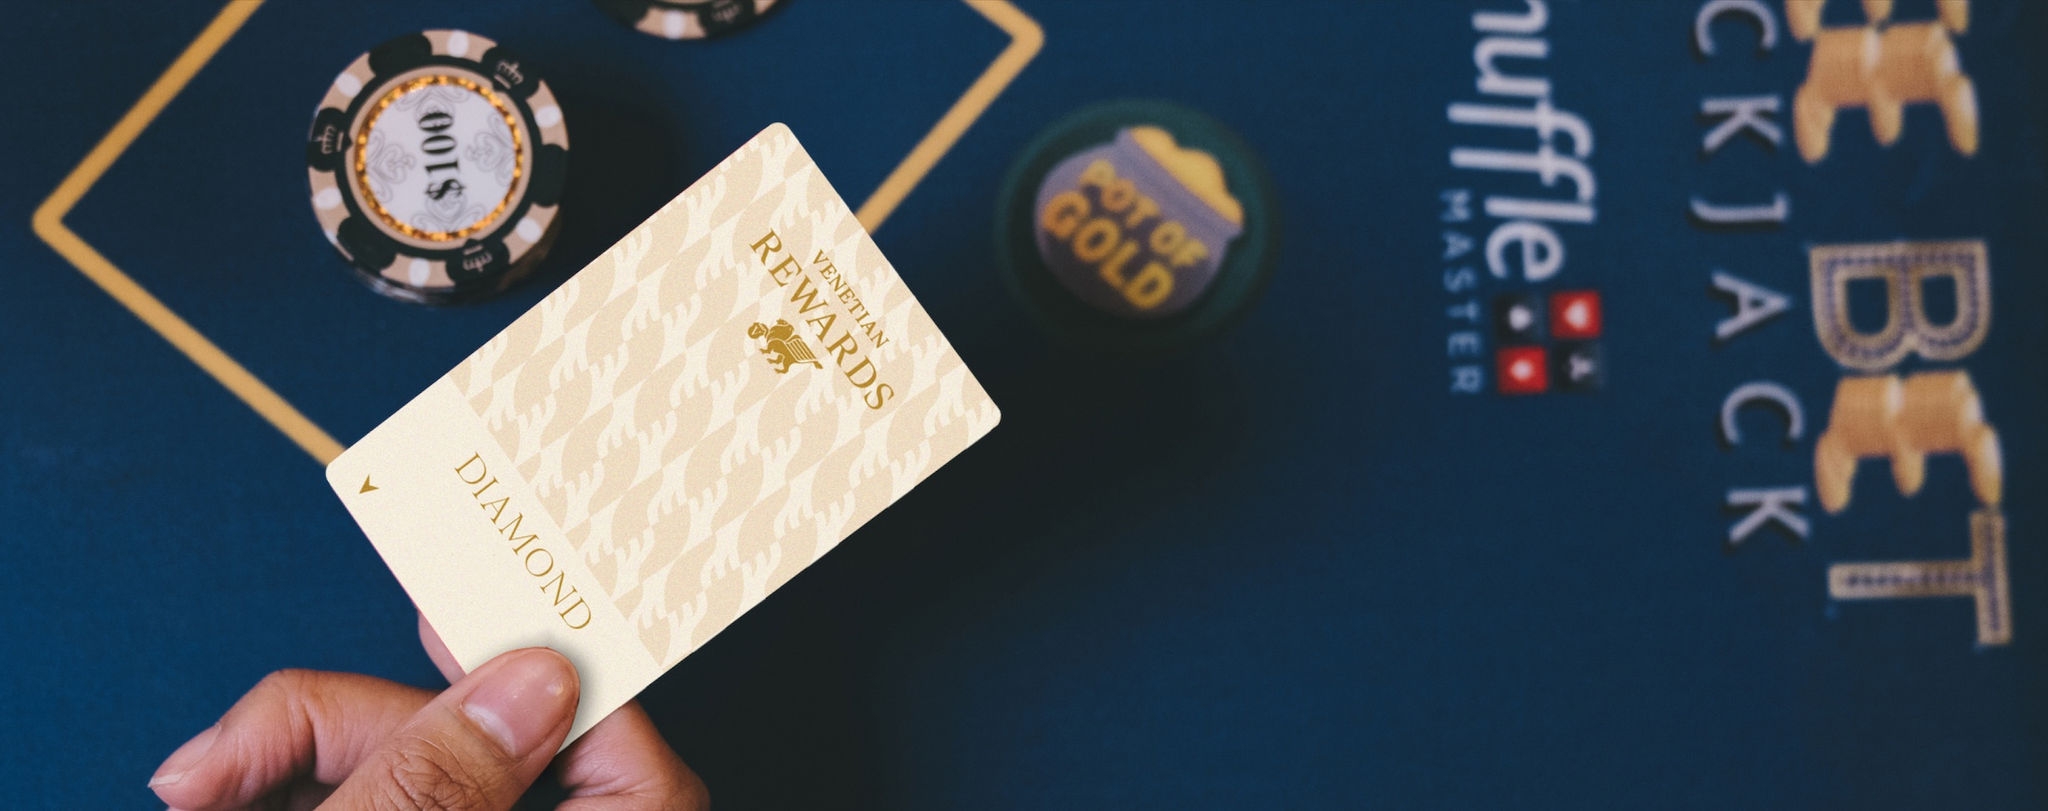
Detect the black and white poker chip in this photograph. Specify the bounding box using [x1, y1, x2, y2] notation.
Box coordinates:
[306, 30, 570, 304]
[594, 0, 783, 40]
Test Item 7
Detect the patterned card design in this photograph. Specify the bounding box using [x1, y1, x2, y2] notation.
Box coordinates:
[329, 124, 998, 742]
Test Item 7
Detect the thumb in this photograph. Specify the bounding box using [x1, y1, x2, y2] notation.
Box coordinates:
[322, 647, 579, 811]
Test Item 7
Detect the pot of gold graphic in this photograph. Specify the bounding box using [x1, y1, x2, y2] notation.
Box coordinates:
[1031, 126, 1245, 320]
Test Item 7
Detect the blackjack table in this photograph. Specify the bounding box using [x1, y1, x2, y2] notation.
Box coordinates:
[4, 1, 2046, 807]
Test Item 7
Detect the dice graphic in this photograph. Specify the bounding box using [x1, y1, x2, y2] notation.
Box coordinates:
[1497, 346, 1549, 395]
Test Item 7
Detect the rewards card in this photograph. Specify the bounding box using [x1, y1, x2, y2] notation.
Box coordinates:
[326, 124, 1000, 742]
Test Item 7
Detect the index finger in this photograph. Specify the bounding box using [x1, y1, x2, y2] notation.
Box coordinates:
[557, 701, 709, 809]
[149, 669, 431, 811]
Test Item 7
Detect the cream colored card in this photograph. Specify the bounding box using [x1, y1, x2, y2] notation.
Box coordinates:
[325, 123, 1000, 743]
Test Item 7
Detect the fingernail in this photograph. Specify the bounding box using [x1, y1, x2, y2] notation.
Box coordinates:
[149, 724, 219, 787]
[461, 649, 576, 755]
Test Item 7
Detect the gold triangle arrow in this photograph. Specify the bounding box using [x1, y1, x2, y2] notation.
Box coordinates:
[359, 476, 378, 494]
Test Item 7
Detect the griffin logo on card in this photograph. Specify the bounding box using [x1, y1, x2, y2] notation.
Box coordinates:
[751, 231, 900, 410]
[326, 124, 1000, 744]
[749, 319, 824, 373]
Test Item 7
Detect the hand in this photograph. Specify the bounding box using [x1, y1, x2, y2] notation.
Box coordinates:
[149, 616, 707, 810]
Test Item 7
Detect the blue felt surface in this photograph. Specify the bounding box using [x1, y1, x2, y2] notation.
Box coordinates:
[4, 1, 2045, 808]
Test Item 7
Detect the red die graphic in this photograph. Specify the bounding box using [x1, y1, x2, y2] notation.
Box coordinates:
[1549, 290, 1602, 340]
[1496, 346, 1549, 395]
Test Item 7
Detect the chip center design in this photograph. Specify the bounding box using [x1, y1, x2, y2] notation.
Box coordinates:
[353, 75, 525, 243]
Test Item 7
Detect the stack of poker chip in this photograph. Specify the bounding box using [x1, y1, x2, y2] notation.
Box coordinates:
[594, 0, 784, 40]
[306, 30, 570, 304]
[997, 100, 1278, 349]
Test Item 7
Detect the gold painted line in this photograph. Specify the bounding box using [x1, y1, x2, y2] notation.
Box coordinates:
[855, 0, 1043, 231]
[30, 1, 346, 464]
[36, 0, 1035, 467]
